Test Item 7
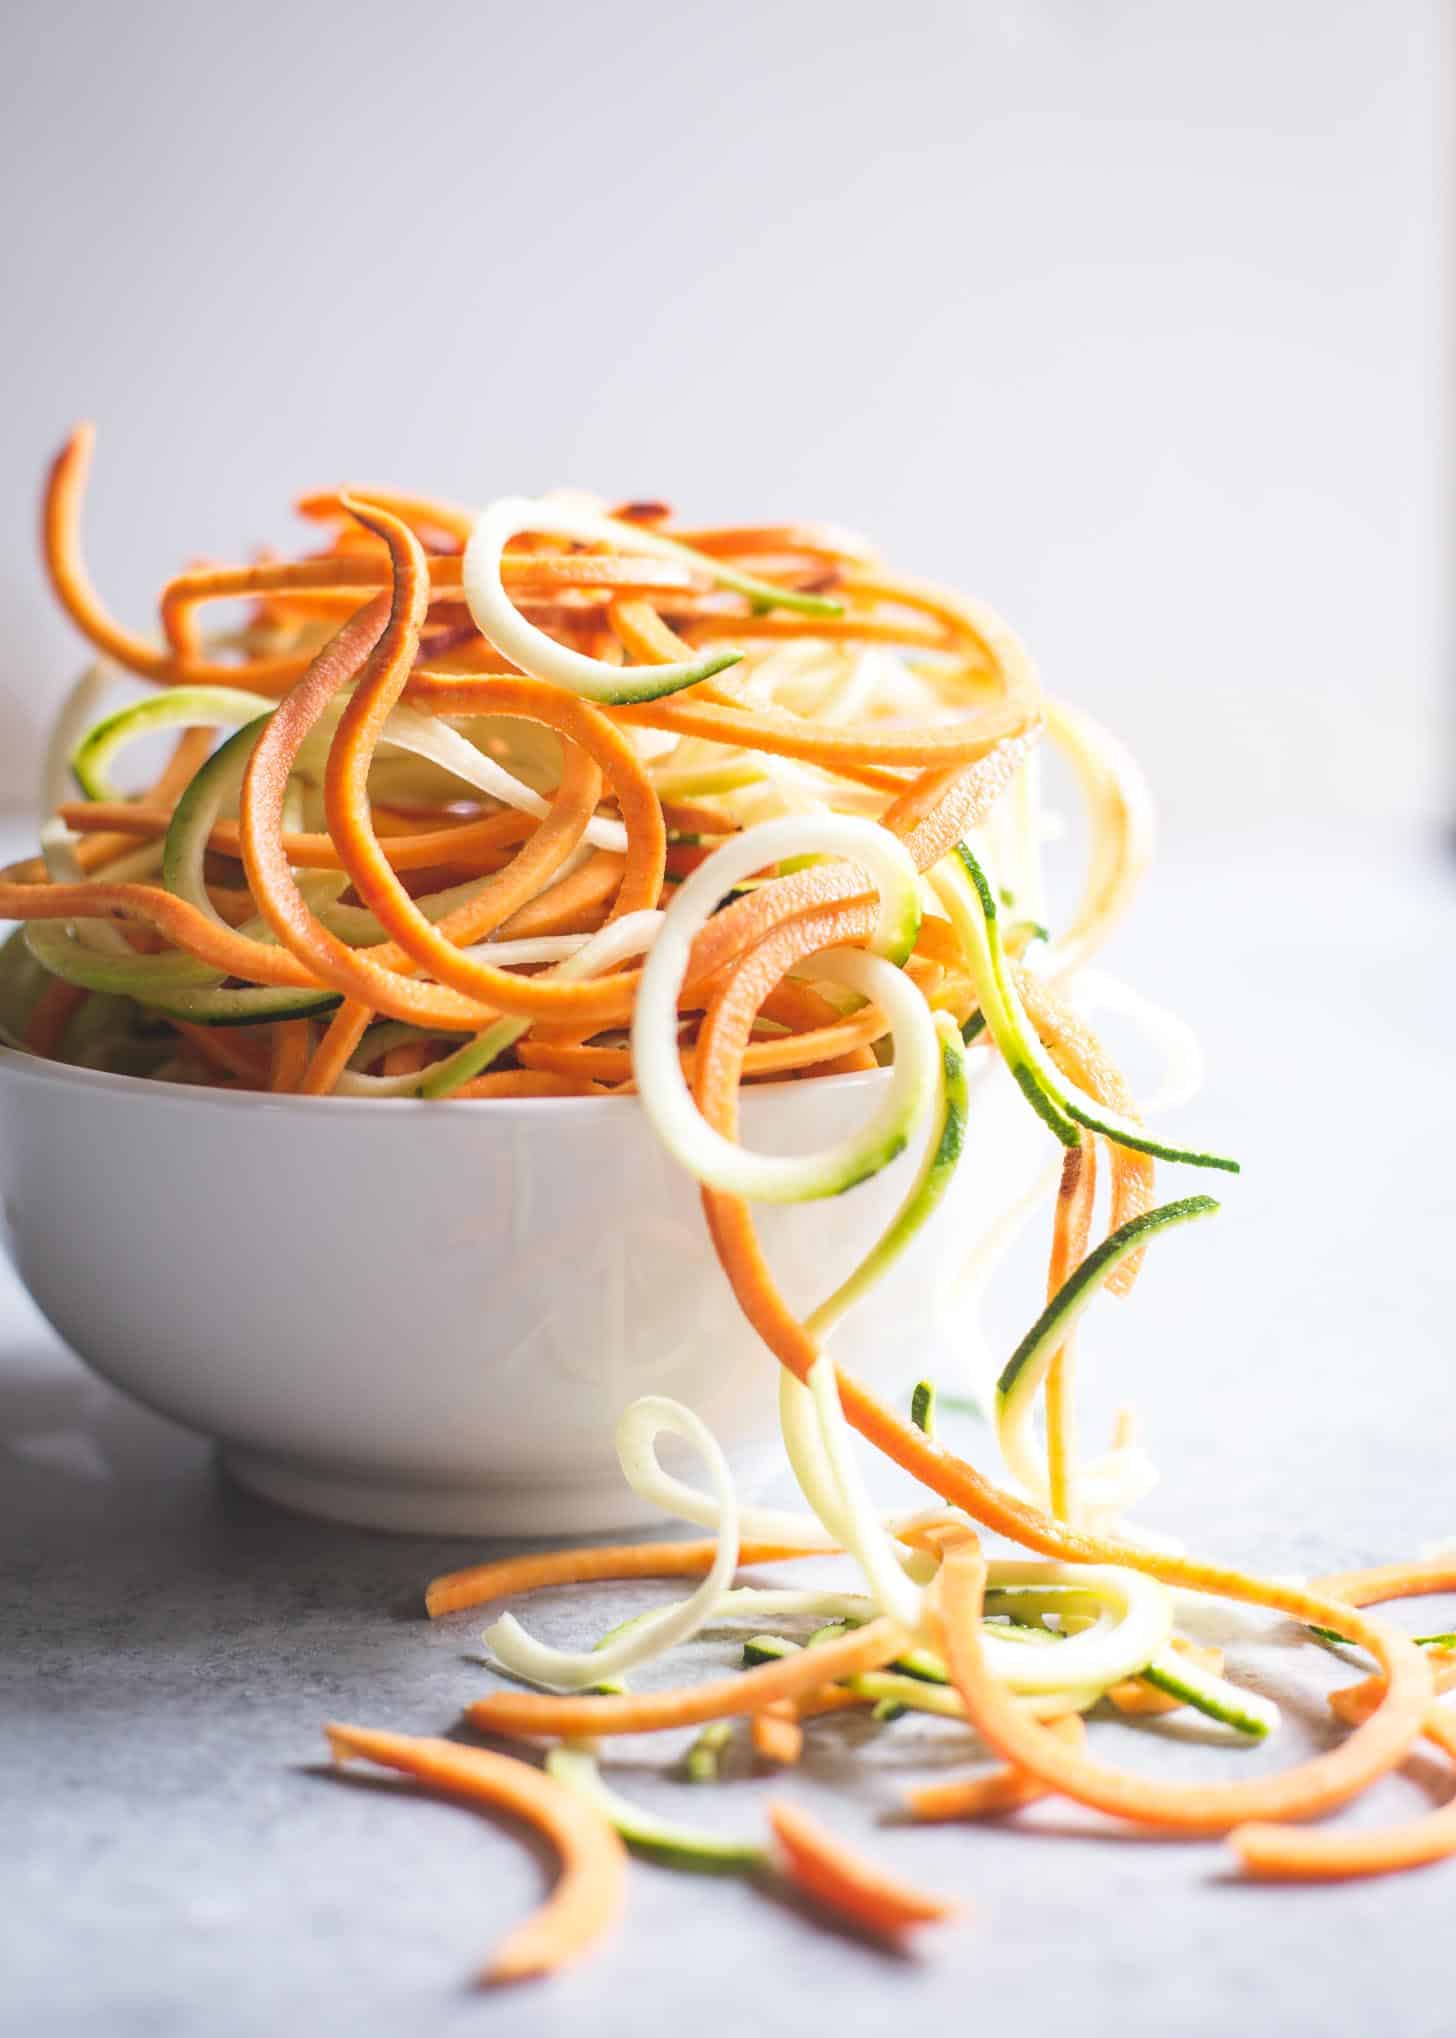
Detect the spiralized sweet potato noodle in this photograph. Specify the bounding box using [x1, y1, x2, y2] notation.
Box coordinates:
[159, 550, 700, 658]
[925, 1530, 1430, 1836]
[1229, 1561, 1456, 1879]
[53, 799, 537, 873]
[324, 1724, 626, 1982]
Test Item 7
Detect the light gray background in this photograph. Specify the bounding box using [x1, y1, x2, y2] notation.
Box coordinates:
[4, 9, 1455, 2036]
[1, 0, 1446, 830]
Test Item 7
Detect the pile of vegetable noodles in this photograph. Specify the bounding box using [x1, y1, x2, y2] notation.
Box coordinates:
[5, 428, 1453, 1983]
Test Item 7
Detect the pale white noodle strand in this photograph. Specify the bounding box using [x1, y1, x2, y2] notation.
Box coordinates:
[485, 1397, 739, 1690]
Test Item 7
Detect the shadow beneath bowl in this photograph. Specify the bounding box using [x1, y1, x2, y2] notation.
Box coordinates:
[0, 1340, 687, 1638]
[0, 1351, 436, 1584]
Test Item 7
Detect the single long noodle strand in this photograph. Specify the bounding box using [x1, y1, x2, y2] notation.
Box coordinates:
[380, 1038, 430, 1080]
[466, 1617, 906, 1739]
[1312, 1561, 1456, 1610]
[1013, 969, 1154, 1295]
[172, 1019, 267, 1086]
[907, 1713, 1088, 1822]
[517, 1006, 890, 1085]
[23, 977, 86, 1056]
[451, 1070, 603, 1099]
[1044, 1143, 1098, 1519]
[491, 852, 626, 941]
[324, 1725, 625, 1983]
[42, 426, 173, 680]
[1230, 1560, 1456, 1880]
[1233, 1707, 1456, 1882]
[766, 1801, 956, 1936]
[55, 800, 538, 874]
[159, 550, 697, 658]
[927, 1529, 1430, 1835]
[269, 1020, 311, 1094]
[301, 1002, 374, 1097]
[42, 427, 308, 691]
[425, 1539, 829, 1619]
[148, 725, 219, 808]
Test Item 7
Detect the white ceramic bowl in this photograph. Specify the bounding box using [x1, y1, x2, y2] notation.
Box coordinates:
[0, 1044, 1046, 1534]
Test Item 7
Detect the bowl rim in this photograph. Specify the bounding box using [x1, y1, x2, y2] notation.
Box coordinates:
[0, 1038, 923, 1118]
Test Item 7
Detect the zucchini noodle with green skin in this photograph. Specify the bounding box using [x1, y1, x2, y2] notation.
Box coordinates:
[72, 686, 278, 802]
[931, 845, 1239, 1172]
[994, 1196, 1220, 1503]
[462, 497, 842, 705]
[805, 1015, 969, 1340]
[630, 814, 936, 1202]
[545, 1746, 767, 1873]
[485, 1398, 741, 1691]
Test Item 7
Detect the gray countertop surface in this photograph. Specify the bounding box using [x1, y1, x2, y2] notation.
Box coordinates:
[3, 823, 1454, 2038]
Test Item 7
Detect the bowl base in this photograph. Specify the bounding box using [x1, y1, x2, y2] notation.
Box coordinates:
[220, 1445, 667, 1537]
